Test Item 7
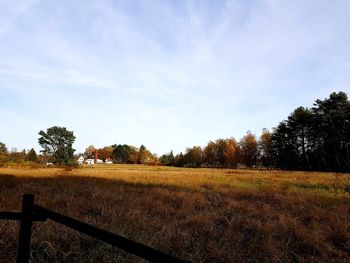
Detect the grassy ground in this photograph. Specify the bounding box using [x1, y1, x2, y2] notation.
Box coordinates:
[0, 165, 349, 262]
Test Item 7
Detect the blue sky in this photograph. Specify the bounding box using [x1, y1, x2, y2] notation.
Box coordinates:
[1, 0, 350, 155]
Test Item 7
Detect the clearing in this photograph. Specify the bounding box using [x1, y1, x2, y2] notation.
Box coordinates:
[0, 165, 349, 262]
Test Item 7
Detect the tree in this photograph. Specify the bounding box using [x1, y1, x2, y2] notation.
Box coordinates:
[203, 139, 240, 168]
[159, 151, 175, 166]
[204, 141, 217, 167]
[311, 91, 350, 171]
[184, 146, 203, 168]
[0, 142, 8, 165]
[84, 145, 96, 159]
[28, 148, 37, 162]
[214, 139, 227, 167]
[259, 129, 273, 169]
[112, 144, 131, 163]
[271, 121, 298, 170]
[128, 146, 139, 164]
[137, 145, 157, 164]
[223, 138, 239, 168]
[137, 145, 147, 164]
[239, 131, 258, 168]
[97, 146, 114, 161]
[287, 107, 313, 169]
[38, 126, 76, 164]
[270, 91, 350, 171]
[0, 142, 7, 153]
[174, 152, 184, 167]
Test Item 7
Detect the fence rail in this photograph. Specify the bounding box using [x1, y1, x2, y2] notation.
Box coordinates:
[0, 194, 188, 263]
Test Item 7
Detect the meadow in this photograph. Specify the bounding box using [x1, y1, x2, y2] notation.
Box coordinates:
[0, 165, 349, 262]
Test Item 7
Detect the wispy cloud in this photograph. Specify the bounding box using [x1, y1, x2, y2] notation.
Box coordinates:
[0, 0, 39, 34]
[0, 0, 349, 154]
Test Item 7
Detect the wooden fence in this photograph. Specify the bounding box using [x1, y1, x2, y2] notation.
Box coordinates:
[0, 194, 188, 263]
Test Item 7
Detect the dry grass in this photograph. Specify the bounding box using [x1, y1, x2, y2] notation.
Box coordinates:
[0, 165, 349, 262]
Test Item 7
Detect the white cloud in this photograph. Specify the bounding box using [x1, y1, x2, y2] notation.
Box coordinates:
[0, 0, 349, 154]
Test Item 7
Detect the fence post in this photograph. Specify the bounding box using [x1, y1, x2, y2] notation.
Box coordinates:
[16, 194, 34, 263]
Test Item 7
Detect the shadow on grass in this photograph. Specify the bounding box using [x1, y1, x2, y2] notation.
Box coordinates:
[1, 173, 350, 263]
[0, 173, 190, 192]
[0, 174, 20, 190]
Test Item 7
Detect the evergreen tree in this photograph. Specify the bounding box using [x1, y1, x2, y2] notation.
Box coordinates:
[38, 126, 76, 165]
[28, 148, 37, 162]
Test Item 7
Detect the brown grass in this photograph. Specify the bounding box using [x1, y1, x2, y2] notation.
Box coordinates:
[0, 165, 349, 262]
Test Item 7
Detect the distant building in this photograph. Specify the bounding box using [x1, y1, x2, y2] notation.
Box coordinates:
[79, 157, 111, 165]
[105, 158, 113, 164]
[77, 156, 84, 165]
[85, 159, 94, 165]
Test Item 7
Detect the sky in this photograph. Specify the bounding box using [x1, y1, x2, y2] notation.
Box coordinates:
[0, 0, 350, 155]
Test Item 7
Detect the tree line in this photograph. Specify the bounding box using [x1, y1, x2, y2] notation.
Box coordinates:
[160, 91, 350, 172]
[0, 91, 349, 171]
[0, 143, 39, 165]
[271, 91, 350, 172]
[159, 131, 262, 168]
[83, 144, 158, 164]
[0, 126, 158, 166]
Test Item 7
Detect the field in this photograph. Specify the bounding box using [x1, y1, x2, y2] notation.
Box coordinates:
[0, 165, 349, 263]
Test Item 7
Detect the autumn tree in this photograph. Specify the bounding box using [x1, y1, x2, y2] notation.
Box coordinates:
[203, 141, 217, 167]
[137, 145, 147, 164]
[137, 145, 157, 164]
[259, 129, 273, 168]
[184, 146, 203, 167]
[223, 138, 239, 168]
[239, 131, 258, 168]
[84, 145, 96, 159]
[203, 139, 239, 168]
[38, 126, 76, 164]
[174, 152, 184, 167]
[128, 146, 139, 164]
[214, 139, 227, 167]
[3, 148, 26, 163]
[97, 146, 114, 161]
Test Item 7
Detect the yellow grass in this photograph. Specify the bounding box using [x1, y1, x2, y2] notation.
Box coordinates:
[0, 165, 344, 193]
[0, 165, 349, 262]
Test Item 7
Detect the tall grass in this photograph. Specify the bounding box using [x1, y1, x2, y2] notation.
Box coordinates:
[0, 166, 349, 262]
